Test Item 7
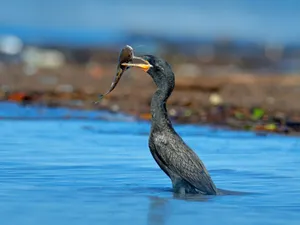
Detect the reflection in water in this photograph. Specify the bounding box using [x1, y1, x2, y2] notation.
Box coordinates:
[147, 196, 169, 225]
[147, 193, 213, 225]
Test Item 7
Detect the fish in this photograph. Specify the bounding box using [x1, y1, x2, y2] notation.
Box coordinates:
[97, 45, 134, 100]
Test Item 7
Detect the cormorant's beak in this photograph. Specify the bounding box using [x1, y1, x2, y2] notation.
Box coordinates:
[121, 56, 152, 72]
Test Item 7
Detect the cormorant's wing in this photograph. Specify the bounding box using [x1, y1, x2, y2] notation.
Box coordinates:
[153, 133, 217, 195]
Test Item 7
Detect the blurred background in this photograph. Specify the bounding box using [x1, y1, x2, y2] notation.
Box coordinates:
[1, 0, 300, 134]
[2, 2, 300, 225]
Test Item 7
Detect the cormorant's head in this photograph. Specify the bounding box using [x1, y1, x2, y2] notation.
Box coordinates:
[136, 55, 173, 77]
[122, 54, 175, 90]
[121, 54, 171, 75]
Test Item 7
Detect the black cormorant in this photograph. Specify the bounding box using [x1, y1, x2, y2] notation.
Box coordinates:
[101, 46, 238, 195]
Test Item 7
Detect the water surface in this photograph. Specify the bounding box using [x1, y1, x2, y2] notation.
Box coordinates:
[1, 103, 300, 225]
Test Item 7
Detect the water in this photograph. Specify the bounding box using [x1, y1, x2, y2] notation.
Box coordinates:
[1, 103, 300, 225]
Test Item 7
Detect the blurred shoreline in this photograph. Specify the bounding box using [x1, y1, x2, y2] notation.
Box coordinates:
[1, 42, 300, 136]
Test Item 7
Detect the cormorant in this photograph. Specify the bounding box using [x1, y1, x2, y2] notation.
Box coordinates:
[101, 46, 239, 195]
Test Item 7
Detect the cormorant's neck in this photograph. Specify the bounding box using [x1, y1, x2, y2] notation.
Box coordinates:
[150, 81, 174, 130]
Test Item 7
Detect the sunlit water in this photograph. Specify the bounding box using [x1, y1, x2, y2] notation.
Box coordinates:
[1, 103, 300, 225]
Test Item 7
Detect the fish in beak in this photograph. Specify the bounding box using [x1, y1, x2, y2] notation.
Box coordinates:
[97, 45, 152, 100]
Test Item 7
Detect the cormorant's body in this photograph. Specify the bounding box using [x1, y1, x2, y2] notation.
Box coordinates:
[142, 55, 218, 195]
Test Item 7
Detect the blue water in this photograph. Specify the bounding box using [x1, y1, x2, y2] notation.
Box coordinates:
[1, 102, 300, 225]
